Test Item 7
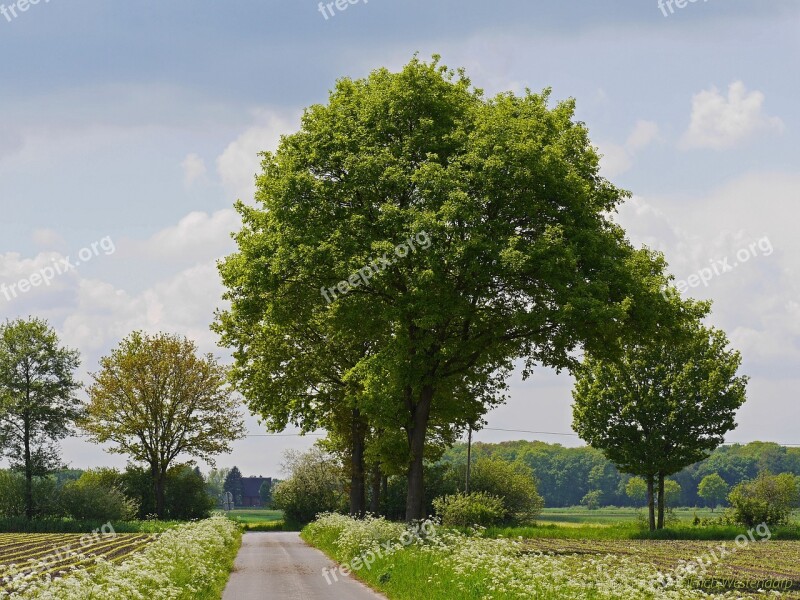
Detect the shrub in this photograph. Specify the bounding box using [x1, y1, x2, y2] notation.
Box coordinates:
[121, 464, 215, 520]
[61, 469, 139, 521]
[0, 470, 61, 518]
[581, 490, 602, 510]
[432, 491, 506, 527]
[466, 458, 544, 523]
[272, 448, 347, 524]
[727, 471, 799, 527]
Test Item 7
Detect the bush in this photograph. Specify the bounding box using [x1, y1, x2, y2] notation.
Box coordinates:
[272, 448, 347, 524]
[466, 458, 544, 523]
[0, 470, 61, 518]
[121, 464, 215, 520]
[432, 491, 506, 527]
[727, 471, 799, 527]
[60, 469, 139, 522]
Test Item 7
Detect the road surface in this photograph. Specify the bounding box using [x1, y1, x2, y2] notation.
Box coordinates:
[222, 532, 387, 600]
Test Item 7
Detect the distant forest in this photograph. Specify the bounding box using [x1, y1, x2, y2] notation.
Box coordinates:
[439, 440, 800, 508]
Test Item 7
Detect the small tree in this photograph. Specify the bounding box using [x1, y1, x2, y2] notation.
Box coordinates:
[663, 479, 682, 508]
[626, 477, 648, 507]
[573, 312, 748, 530]
[224, 466, 244, 507]
[0, 318, 82, 519]
[81, 332, 246, 518]
[272, 448, 346, 524]
[205, 468, 229, 506]
[581, 490, 603, 510]
[727, 472, 799, 527]
[259, 480, 273, 507]
[698, 473, 729, 511]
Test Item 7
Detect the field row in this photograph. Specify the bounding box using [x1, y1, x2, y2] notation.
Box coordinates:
[0, 532, 156, 586]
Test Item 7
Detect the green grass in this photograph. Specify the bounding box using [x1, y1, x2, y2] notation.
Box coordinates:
[223, 508, 299, 531]
[0, 516, 183, 533]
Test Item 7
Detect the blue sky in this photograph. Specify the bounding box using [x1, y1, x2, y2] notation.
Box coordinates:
[1, 1, 798, 478]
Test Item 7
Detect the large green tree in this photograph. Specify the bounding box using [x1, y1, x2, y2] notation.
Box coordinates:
[80, 331, 246, 518]
[0, 318, 81, 519]
[215, 56, 680, 520]
[697, 473, 729, 511]
[572, 309, 748, 530]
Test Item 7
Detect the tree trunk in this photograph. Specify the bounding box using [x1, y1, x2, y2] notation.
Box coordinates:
[657, 472, 665, 530]
[152, 465, 167, 519]
[405, 385, 434, 522]
[23, 416, 33, 520]
[381, 474, 388, 516]
[646, 475, 656, 532]
[349, 409, 366, 518]
[465, 426, 472, 494]
[369, 462, 382, 515]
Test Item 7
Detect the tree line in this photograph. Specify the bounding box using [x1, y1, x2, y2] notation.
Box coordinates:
[439, 440, 800, 509]
[0, 318, 245, 520]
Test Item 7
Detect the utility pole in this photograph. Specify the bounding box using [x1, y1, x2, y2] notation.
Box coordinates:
[465, 425, 472, 494]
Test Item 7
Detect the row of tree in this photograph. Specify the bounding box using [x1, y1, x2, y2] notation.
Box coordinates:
[0, 318, 246, 520]
[440, 440, 800, 508]
[213, 55, 745, 526]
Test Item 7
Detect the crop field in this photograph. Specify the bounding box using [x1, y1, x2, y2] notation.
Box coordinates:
[522, 538, 800, 597]
[0, 532, 156, 586]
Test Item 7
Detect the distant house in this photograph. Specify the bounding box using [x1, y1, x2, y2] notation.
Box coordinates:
[240, 477, 272, 507]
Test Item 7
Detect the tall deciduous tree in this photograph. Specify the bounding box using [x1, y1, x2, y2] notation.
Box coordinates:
[697, 473, 729, 511]
[0, 318, 81, 519]
[215, 56, 680, 520]
[572, 309, 748, 530]
[81, 332, 246, 518]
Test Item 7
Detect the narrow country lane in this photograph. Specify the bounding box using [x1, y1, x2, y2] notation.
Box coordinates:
[222, 532, 388, 600]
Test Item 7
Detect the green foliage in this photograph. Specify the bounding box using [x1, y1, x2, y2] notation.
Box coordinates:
[697, 473, 729, 510]
[81, 331, 246, 517]
[272, 448, 347, 524]
[433, 491, 507, 527]
[214, 55, 679, 520]
[121, 464, 215, 520]
[205, 468, 229, 507]
[465, 457, 544, 523]
[727, 471, 800, 527]
[223, 466, 244, 506]
[625, 477, 647, 507]
[0, 470, 60, 519]
[663, 479, 682, 507]
[581, 490, 602, 510]
[0, 318, 82, 519]
[60, 468, 139, 521]
[259, 479, 273, 507]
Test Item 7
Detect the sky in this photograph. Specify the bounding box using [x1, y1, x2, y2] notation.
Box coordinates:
[0, 0, 798, 479]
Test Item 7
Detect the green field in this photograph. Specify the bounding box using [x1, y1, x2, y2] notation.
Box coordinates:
[224, 509, 287, 531]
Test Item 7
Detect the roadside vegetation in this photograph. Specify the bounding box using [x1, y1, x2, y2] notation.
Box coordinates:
[0, 515, 241, 599]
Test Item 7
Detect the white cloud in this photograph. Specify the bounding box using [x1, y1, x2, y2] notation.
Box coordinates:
[216, 111, 299, 202]
[598, 120, 659, 178]
[625, 120, 659, 151]
[681, 81, 784, 150]
[181, 153, 207, 187]
[123, 208, 239, 263]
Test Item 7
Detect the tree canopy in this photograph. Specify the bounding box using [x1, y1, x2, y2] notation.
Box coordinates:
[215, 55, 681, 520]
[0, 317, 81, 519]
[572, 306, 748, 529]
[80, 331, 245, 517]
